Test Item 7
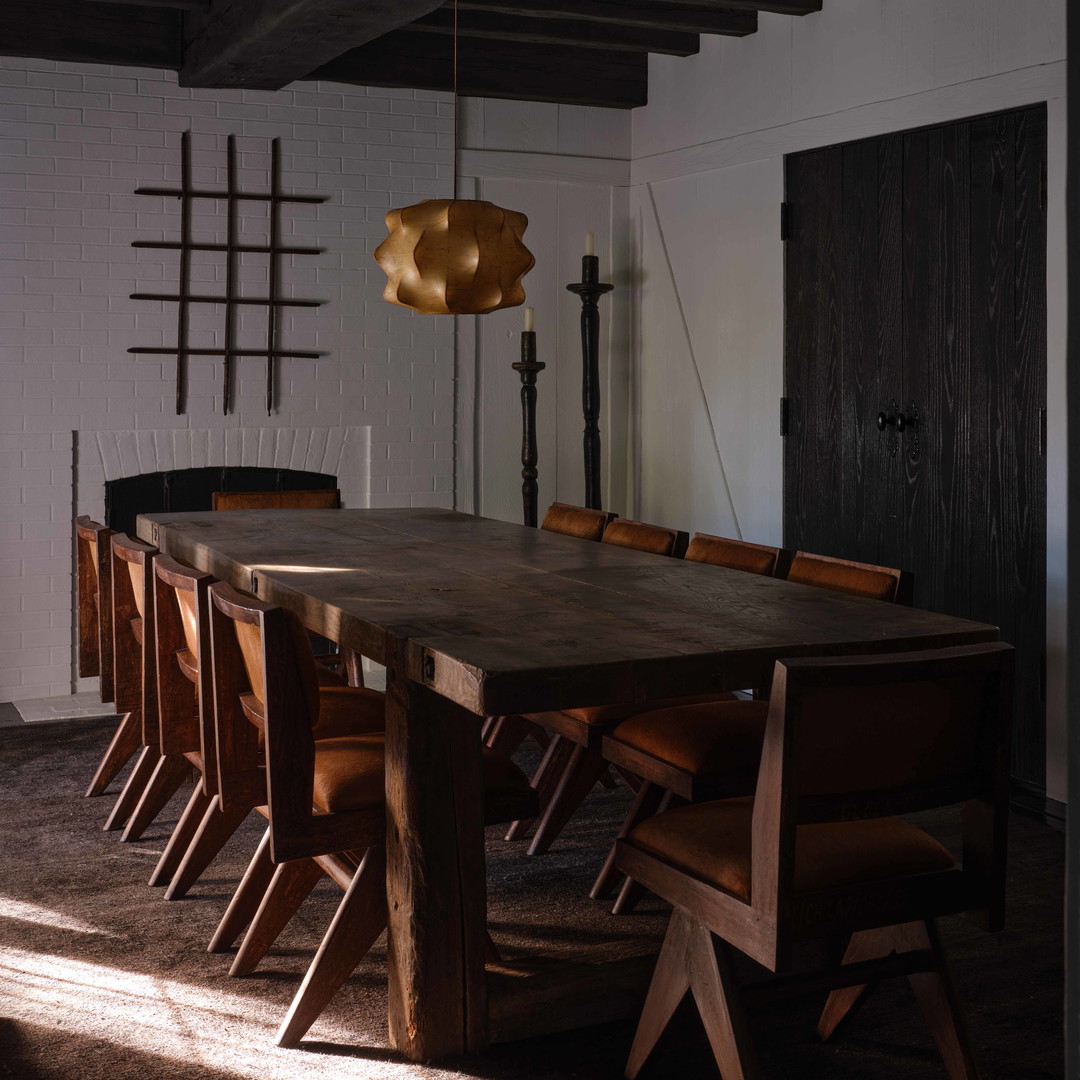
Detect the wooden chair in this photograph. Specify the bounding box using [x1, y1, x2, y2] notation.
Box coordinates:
[539, 502, 616, 542]
[77, 516, 138, 798]
[616, 642, 1012, 1080]
[601, 517, 689, 558]
[211, 488, 341, 511]
[101, 534, 192, 839]
[787, 550, 912, 604]
[503, 517, 692, 854]
[599, 547, 908, 914]
[149, 554, 362, 899]
[684, 531, 789, 577]
[205, 582, 537, 1047]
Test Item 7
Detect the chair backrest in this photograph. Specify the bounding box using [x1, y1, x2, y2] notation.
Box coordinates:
[211, 488, 341, 511]
[750, 642, 1013, 954]
[786, 551, 911, 604]
[602, 518, 689, 558]
[208, 581, 382, 862]
[541, 503, 616, 542]
[75, 516, 114, 701]
[153, 554, 216, 785]
[685, 532, 788, 577]
[110, 533, 159, 742]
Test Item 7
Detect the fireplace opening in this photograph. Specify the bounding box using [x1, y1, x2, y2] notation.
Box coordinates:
[103, 466, 338, 537]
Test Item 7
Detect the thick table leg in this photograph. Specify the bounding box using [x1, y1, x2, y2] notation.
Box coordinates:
[383, 637, 489, 1061]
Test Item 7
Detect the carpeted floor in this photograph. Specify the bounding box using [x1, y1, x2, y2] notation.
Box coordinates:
[0, 718, 1064, 1080]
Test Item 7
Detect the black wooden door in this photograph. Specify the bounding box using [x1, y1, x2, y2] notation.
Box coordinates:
[784, 105, 1048, 791]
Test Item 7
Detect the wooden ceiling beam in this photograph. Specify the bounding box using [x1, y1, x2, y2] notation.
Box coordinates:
[0, 0, 180, 68]
[311, 31, 648, 110]
[179, 0, 444, 90]
[409, 9, 700, 57]
[647, 0, 821, 13]
[455, 1, 757, 37]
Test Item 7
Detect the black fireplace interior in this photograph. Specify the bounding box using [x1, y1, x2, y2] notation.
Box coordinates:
[104, 466, 338, 537]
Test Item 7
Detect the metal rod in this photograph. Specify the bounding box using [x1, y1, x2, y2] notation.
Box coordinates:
[130, 292, 321, 307]
[128, 348, 321, 358]
[512, 330, 545, 528]
[175, 130, 192, 414]
[134, 186, 325, 204]
[133, 240, 322, 255]
[566, 254, 613, 510]
[223, 134, 237, 415]
[266, 138, 281, 416]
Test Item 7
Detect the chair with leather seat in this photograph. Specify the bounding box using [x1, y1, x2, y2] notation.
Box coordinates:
[77, 517, 139, 798]
[616, 642, 1012, 1080]
[211, 488, 341, 511]
[100, 533, 195, 839]
[502, 517, 692, 855]
[205, 582, 537, 1047]
[597, 546, 909, 914]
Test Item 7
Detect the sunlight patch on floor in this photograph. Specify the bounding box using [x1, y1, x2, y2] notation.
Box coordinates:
[0, 947, 465, 1079]
[0, 898, 122, 938]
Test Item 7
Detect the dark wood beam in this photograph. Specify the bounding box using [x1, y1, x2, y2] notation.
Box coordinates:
[83, 0, 208, 10]
[311, 31, 647, 110]
[647, 0, 821, 13]
[455, 1, 757, 37]
[179, 0, 444, 90]
[410, 9, 699, 57]
[0, 0, 180, 68]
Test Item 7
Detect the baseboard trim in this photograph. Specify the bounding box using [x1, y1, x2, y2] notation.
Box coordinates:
[1011, 779, 1066, 830]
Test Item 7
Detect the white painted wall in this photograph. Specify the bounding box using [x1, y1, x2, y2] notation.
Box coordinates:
[0, 57, 455, 702]
[628, 0, 1068, 800]
[456, 98, 631, 523]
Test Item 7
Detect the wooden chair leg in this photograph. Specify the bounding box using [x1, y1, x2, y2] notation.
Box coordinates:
[103, 743, 156, 832]
[817, 925, 897, 1040]
[230, 858, 326, 976]
[120, 753, 191, 842]
[164, 794, 255, 901]
[85, 710, 141, 797]
[612, 790, 678, 915]
[908, 920, 983, 1080]
[485, 714, 533, 758]
[527, 743, 608, 856]
[504, 732, 574, 841]
[149, 782, 213, 887]
[625, 909, 693, 1079]
[209, 828, 274, 953]
[275, 846, 389, 1048]
[591, 780, 663, 901]
[692, 933, 759, 1080]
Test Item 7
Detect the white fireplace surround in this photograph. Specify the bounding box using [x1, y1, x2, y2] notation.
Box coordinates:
[65, 424, 370, 697]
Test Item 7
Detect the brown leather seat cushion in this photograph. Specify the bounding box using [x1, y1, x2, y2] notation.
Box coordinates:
[240, 685, 383, 739]
[602, 518, 679, 556]
[541, 503, 609, 541]
[312, 737, 537, 824]
[685, 535, 777, 576]
[610, 699, 769, 775]
[630, 798, 955, 901]
[787, 557, 898, 601]
[315, 664, 347, 688]
[563, 692, 736, 726]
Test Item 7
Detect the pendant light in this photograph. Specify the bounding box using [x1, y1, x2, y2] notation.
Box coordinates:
[373, 1, 535, 315]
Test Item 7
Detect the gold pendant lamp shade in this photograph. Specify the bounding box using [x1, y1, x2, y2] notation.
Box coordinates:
[374, 198, 535, 316]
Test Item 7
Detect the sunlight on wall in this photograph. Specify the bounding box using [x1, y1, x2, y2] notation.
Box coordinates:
[0, 946, 470, 1079]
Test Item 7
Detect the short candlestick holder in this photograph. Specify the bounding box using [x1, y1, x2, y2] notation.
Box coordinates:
[513, 329, 546, 527]
[566, 254, 613, 510]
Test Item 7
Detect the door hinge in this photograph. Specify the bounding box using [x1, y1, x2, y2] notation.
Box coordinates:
[780, 397, 790, 436]
[1039, 408, 1047, 456]
[780, 202, 791, 242]
[1038, 161, 1047, 211]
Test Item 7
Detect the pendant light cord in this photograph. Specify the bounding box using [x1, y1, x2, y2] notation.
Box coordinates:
[452, 0, 459, 201]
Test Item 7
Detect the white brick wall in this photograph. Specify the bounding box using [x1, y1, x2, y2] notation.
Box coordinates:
[0, 57, 456, 701]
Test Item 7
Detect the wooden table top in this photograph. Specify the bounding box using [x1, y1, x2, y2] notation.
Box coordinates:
[138, 507, 998, 716]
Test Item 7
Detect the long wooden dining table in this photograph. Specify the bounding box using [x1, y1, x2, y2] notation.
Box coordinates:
[137, 506, 999, 1061]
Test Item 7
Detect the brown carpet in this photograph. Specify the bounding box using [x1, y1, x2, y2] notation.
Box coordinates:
[0, 718, 1064, 1080]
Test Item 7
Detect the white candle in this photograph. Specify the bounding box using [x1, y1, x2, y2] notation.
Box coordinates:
[584, 232, 595, 257]
[523, 306, 534, 332]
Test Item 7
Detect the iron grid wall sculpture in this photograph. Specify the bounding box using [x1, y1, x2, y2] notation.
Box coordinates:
[129, 132, 326, 415]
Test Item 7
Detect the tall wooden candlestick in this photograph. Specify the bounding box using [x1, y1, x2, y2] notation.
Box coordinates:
[513, 327, 545, 527]
[567, 254, 613, 510]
